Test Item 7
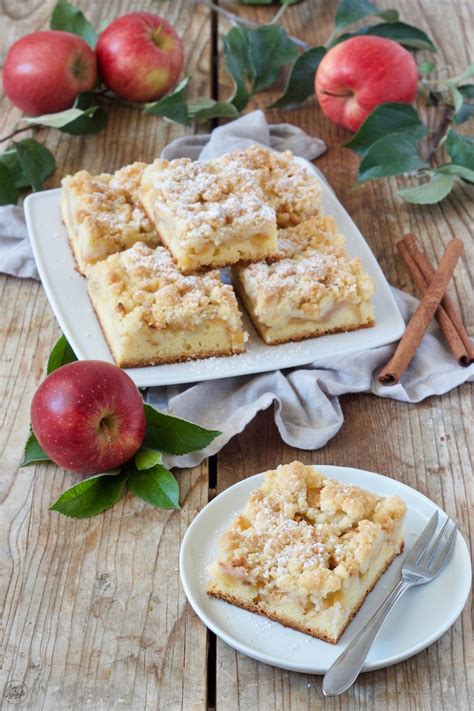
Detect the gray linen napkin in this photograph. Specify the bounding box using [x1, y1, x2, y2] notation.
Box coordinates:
[1, 110, 472, 469]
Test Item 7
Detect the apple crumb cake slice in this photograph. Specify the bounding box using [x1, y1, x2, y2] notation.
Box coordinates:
[208, 461, 406, 644]
[61, 162, 160, 274]
[87, 241, 247, 368]
[139, 156, 278, 273]
[232, 216, 375, 345]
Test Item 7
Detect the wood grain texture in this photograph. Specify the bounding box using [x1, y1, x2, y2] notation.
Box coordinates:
[0, 0, 472, 709]
[215, 1, 473, 710]
[0, 1, 212, 709]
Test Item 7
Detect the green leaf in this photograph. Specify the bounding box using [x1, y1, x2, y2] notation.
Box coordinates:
[23, 103, 107, 135]
[396, 172, 455, 204]
[187, 98, 239, 122]
[418, 60, 436, 74]
[61, 91, 108, 134]
[49, 471, 127, 518]
[454, 85, 474, 124]
[0, 162, 20, 205]
[1, 139, 55, 191]
[128, 464, 180, 509]
[335, 0, 398, 31]
[143, 404, 221, 455]
[50, 0, 97, 48]
[334, 22, 436, 52]
[15, 141, 47, 191]
[451, 86, 464, 114]
[47, 334, 77, 374]
[24, 108, 94, 129]
[269, 46, 326, 109]
[247, 25, 298, 93]
[134, 448, 163, 471]
[447, 64, 474, 85]
[445, 129, 474, 173]
[143, 77, 190, 125]
[357, 133, 428, 182]
[458, 84, 474, 99]
[223, 26, 253, 111]
[21, 429, 50, 466]
[362, 21, 436, 51]
[344, 103, 427, 155]
[435, 163, 474, 182]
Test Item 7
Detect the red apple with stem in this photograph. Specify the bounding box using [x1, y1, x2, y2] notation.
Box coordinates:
[96, 12, 184, 102]
[3, 31, 97, 116]
[31, 361, 146, 475]
[315, 36, 419, 132]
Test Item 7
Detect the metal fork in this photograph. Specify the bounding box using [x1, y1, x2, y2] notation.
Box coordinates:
[322, 511, 459, 696]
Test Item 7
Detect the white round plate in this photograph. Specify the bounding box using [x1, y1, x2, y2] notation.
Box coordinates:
[179, 465, 471, 674]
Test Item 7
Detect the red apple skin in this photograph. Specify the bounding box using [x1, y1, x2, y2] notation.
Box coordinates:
[3, 31, 97, 116]
[315, 36, 419, 132]
[31, 361, 146, 475]
[96, 12, 184, 102]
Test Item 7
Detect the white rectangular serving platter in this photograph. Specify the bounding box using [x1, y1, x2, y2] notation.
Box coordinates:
[24, 158, 405, 388]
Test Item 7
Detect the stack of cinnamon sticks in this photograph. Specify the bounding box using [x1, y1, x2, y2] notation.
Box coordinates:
[378, 234, 473, 385]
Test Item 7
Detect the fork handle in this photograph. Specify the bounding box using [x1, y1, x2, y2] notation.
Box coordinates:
[322, 578, 412, 696]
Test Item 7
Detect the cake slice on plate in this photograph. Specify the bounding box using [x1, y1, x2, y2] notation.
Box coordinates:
[139, 156, 278, 273]
[61, 162, 160, 274]
[232, 216, 375, 345]
[87, 242, 247, 368]
[208, 461, 406, 644]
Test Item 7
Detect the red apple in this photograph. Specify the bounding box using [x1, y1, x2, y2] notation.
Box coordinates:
[315, 36, 419, 132]
[31, 361, 145, 475]
[96, 12, 184, 102]
[3, 31, 97, 116]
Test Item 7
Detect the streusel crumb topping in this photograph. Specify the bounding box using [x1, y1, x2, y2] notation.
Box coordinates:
[213, 462, 406, 601]
[141, 157, 276, 245]
[89, 242, 244, 333]
[275, 216, 346, 259]
[217, 145, 322, 226]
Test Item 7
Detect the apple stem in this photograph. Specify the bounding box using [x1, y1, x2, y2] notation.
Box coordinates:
[0, 125, 32, 144]
[151, 24, 164, 46]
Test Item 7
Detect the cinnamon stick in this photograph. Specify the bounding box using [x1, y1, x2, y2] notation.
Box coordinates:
[402, 233, 474, 364]
[378, 238, 464, 385]
[397, 240, 473, 367]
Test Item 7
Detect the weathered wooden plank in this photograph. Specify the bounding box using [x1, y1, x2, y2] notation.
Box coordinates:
[0, 1, 213, 709]
[214, 1, 473, 709]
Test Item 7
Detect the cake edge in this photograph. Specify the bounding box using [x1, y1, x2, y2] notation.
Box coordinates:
[207, 542, 404, 645]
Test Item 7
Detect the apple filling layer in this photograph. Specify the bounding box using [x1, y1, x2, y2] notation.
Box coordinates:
[61, 162, 160, 274]
[87, 242, 247, 368]
[232, 218, 375, 345]
[139, 156, 278, 273]
[208, 461, 406, 644]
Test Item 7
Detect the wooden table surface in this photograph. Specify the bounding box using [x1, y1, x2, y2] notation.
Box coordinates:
[1, 1, 472, 709]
